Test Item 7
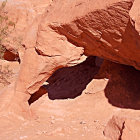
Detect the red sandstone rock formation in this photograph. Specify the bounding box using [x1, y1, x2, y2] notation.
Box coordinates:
[0, 0, 140, 139]
[104, 111, 140, 140]
[0, 59, 19, 89]
[16, 0, 140, 104]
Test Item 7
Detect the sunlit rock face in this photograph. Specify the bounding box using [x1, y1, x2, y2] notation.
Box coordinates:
[0, 1, 140, 140]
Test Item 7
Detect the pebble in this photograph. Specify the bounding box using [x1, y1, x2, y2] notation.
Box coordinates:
[80, 121, 86, 124]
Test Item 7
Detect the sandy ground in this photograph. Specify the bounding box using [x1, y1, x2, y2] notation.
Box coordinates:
[0, 58, 140, 140]
[0, 90, 126, 140]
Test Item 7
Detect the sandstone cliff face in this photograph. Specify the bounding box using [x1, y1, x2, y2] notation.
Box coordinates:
[0, 0, 140, 139]
[129, 0, 140, 34]
[15, 0, 140, 100]
[35, 0, 140, 69]
[2, 0, 52, 60]
[0, 59, 19, 90]
[11, 0, 139, 103]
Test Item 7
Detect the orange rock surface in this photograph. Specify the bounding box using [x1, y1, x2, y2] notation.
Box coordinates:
[0, 0, 140, 139]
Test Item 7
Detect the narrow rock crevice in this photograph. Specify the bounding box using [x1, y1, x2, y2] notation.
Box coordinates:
[3, 49, 20, 62]
[28, 86, 47, 105]
[119, 121, 125, 140]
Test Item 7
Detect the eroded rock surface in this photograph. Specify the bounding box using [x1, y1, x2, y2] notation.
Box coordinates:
[129, 0, 140, 34]
[0, 0, 140, 139]
[1, 0, 52, 60]
[14, 0, 140, 106]
[35, 0, 140, 69]
[0, 59, 19, 90]
[104, 111, 140, 140]
[1, 0, 139, 100]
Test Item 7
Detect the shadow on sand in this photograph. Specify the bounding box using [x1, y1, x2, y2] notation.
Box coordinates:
[29, 57, 140, 110]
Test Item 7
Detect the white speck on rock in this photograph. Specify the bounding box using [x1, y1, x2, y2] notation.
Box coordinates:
[19, 136, 28, 139]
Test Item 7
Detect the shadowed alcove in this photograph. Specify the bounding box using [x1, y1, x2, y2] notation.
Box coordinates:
[28, 56, 102, 104]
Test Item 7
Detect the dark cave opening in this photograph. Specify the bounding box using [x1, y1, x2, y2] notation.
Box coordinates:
[28, 56, 103, 105]
[28, 57, 140, 110]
